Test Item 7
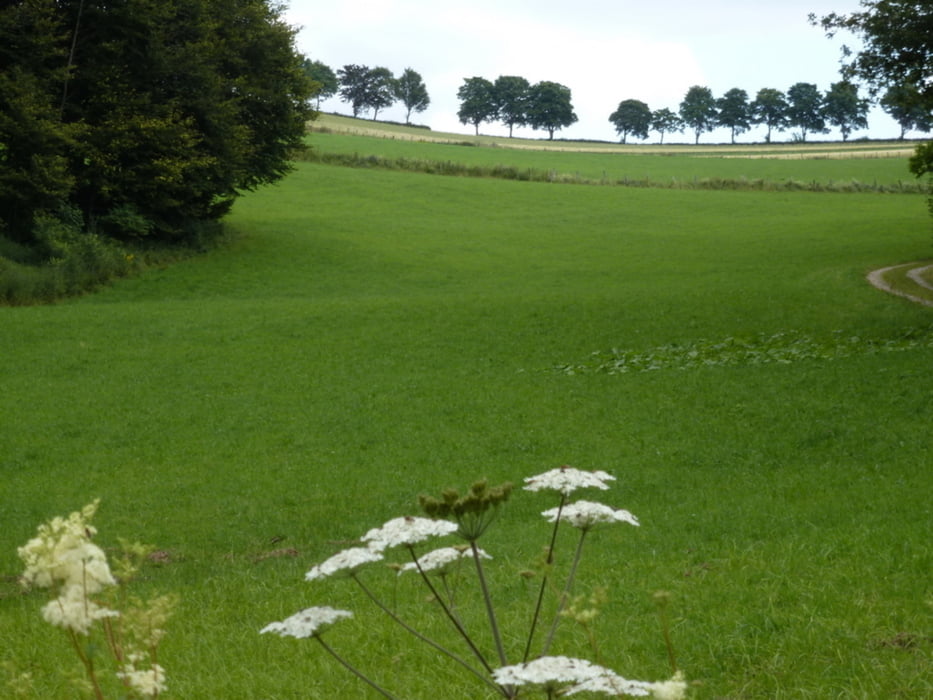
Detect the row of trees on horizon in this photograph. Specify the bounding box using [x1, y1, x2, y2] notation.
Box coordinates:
[304, 60, 933, 144]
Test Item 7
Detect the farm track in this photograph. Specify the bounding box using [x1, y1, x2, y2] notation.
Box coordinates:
[867, 261, 933, 307]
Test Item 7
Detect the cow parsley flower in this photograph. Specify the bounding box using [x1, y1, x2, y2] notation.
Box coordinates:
[541, 500, 640, 530]
[361, 516, 459, 552]
[564, 669, 653, 696]
[398, 545, 491, 575]
[523, 466, 616, 495]
[260, 606, 353, 639]
[492, 656, 607, 689]
[305, 547, 384, 581]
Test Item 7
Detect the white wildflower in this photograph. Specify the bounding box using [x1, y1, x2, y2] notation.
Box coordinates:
[565, 669, 653, 696]
[492, 656, 607, 689]
[650, 671, 687, 700]
[523, 466, 616, 495]
[361, 516, 458, 552]
[116, 663, 167, 698]
[541, 500, 640, 530]
[41, 584, 119, 635]
[18, 499, 116, 593]
[398, 546, 491, 575]
[305, 547, 384, 581]
[260, 606, 352, 639]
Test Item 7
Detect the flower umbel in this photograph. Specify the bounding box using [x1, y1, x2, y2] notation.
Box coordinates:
[361, 516, 459, 552]
[541, 500, 640, 531]
[306, 547, 384, 581]
[398, 545, 491, 575]
[493, 655, 607, 689]
[260, 606, 353, 639]
[523, 466, 616, 496]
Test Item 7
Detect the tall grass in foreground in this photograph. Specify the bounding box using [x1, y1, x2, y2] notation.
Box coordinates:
[1, 159, 931, 698]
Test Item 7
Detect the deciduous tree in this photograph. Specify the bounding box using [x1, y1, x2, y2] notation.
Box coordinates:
[393, 68, 430, 124]
[457, 77, 496, 135]
[716, 88, 751, 144]
[750, 88, 788, 143]
[525, 81, 577, 140]
[609, 99, 651, 144]
[823, 80, 869, 141]
[679, 86, 718, 144]
[303, 59, 338, 109]
[650, 108, 682, 144]
[494, 75, 530, 137]
[881, 84, 933, 139]
[785, 82, 827, 142]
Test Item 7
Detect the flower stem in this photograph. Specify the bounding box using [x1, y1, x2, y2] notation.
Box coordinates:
[540, 529, 588, 657]
[471, 540, 508, 667]
[314, 635, 401, 700]
[68, 629, 105, 700]
[407, 545, 494, 675]
[522, 494, 566, 662]
[352, 575, 505, 696]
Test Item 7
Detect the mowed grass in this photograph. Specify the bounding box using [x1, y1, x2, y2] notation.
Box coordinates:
[1, 144, 932, 699]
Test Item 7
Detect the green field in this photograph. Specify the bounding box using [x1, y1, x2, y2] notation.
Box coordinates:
[1, 123, 931, 698]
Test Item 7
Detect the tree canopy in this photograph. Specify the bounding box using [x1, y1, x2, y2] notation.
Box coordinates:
[494, 75, 531, 137]
[393, 68, 430, 124]
[716, 88, 751, 144]
[823, 81, 869, 141]
[0, 0, 313, 245]
[679, 86, 718, 144]
[525, 81, 577, 140]
[609, 99, 651, 144]
[785, 82, 828, 141]
[457, 77, 497, 135]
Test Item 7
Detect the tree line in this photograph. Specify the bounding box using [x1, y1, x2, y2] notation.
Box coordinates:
[611, 82, 931, 145]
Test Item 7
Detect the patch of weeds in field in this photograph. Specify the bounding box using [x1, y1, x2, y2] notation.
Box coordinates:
[557, 326, 933, 375]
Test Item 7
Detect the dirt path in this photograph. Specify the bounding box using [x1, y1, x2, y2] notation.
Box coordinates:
[866, 262, 933, 307]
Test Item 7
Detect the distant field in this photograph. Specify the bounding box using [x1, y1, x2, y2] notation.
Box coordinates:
[309, 114, 923, 189]
[1, 123, 931, 699]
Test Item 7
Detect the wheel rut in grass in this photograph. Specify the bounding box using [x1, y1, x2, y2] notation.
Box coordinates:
[866, 261, 933, 307]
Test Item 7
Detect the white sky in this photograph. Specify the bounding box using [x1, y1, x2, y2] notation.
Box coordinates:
[284, 0, 909, 143]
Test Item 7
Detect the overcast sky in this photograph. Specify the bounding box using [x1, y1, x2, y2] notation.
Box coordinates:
[284, 0, 908, 143]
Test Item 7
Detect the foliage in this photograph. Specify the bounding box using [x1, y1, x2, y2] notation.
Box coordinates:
[678, 86, 718, 144]
[785, 82, 828, 141]
[716, 88, 751, 144]
[0, 0, 313, 247]
[609, 99, 652, 144]
[494, 75, 531, 138]
[302, 59, 338, 108]
[750, 88, 788, 143]
[881, 84, 933, 139]
[393, 67, 430, 124]
[823, 81, 870, 141]
[650, 108, 682, 144]
[525, 81, 578, 140]
[338, 64, 396, 119]
[457, 76, 498, 135]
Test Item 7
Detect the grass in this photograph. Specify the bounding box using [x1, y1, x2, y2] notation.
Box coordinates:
[1, 128, 932, 698]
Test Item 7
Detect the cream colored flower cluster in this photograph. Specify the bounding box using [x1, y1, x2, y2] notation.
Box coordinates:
[17, 499, 119, 635]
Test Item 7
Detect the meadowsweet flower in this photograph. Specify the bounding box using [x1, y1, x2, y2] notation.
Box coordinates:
[398, 545, 491, 575]
[541, 500, 640, 530]
[523, 466, 616, 495]
[564, 669, 653, 696]
[18, 499, 116, 593]
[305, 547, 384, 581]
[41, 585, 119, 635]
[260, 606, 353, 639]
[649, 671, 687, 700]
[361, 516, 459, 552]
[492, 656, 608, 689]
[116, 663, 167, 698]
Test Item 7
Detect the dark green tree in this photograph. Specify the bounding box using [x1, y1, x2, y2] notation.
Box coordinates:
[785, 82, 827, 141]
[679, 86, 718, 144]
[493, 75, 530, 137]
[457, 77, 496, 135]
[881, 84, 933, 139]
[750, 88, 788, 143]
[823, 80, 869, 141]
[393, 68, 430, 124]
[608, 99, 651, 144]
[716, 88, 751, 144]
[365, 67, 395, 120]
[1, 0, 313, 245]
[650, 108, 682, 144]
[337, 64, 371, 117]
[302, 59, 338, 109]
[525, 81, 577, 140]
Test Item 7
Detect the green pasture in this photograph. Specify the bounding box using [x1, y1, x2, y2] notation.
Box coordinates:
[308, 121, 922, 191]
[1, 134, 931, 699]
